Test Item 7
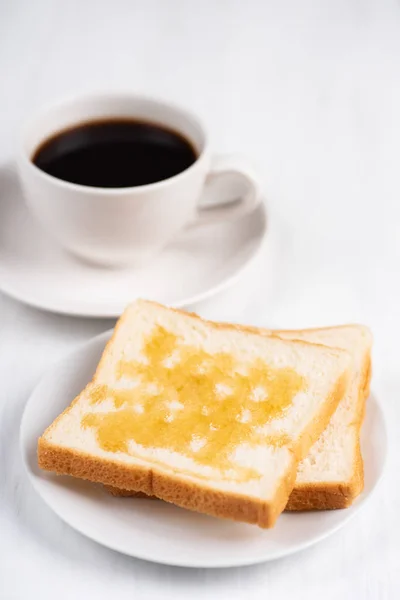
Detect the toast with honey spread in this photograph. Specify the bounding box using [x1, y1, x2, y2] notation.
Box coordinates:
[38, 300, 351, 527]
[105, 325, 372, 510]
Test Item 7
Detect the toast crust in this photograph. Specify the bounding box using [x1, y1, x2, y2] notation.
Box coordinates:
[39, 431, 300, 528]
[38, 306, 351, 527]
[103, 325, 372, 510]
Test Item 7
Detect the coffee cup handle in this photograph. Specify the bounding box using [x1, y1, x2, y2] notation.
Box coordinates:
[193, 154, 262, 225]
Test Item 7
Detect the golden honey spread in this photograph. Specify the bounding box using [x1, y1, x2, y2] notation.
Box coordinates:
[82, 326, 304, 480]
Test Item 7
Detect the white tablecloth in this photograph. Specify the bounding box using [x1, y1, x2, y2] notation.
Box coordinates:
[0, 1, 398, 598]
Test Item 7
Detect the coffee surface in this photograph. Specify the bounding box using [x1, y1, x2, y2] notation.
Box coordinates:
[32, 119, 197, 188]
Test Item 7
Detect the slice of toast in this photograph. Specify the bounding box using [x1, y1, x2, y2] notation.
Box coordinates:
[105, 325, 372, 509]
[38, 300, 351, 528]
[283, 325, 372, 509]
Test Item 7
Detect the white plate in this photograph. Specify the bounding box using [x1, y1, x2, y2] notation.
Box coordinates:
[20, 331, 387, 568]
[0, 165, 267, 317]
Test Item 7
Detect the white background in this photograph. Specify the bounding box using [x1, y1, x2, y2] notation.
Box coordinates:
[0, 1, 399, 598]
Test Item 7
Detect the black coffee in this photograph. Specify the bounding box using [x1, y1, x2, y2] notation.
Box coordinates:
[32, 119, 197, 188]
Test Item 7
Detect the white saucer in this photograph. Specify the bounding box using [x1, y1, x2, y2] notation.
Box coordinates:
[0, 164, 267, 317]
[20, 330, 387, 568]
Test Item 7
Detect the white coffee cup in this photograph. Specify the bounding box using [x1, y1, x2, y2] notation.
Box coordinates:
[18, 93, 261, 266]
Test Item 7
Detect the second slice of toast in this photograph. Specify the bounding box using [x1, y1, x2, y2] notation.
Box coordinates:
[38, 300, 351, 527]
[283, 325, 372, 509]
